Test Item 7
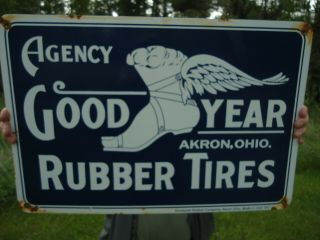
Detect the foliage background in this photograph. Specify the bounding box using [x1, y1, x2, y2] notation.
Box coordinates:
[0, 1, 319, 239]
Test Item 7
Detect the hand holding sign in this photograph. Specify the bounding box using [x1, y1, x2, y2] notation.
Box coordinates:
[0, 108, 16, 144]
[293, 105, 309, 144]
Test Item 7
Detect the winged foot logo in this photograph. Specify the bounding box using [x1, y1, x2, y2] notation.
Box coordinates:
[101, 46, 289, 152]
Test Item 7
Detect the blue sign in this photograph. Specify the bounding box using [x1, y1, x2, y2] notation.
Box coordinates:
[0, 15, 312, 213]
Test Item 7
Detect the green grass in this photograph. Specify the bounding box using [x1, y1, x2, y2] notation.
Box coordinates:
[0, 204, 104, 240]
[212, 174, 320, 240]
[0, 93, 15, 205]
[0, 91, 319, 239]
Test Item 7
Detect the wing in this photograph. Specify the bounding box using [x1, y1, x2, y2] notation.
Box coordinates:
[179, 54, 289, 104]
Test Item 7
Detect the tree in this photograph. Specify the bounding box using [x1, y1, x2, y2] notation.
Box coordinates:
[92, 0, 118, 15]
[0, 0, 41, 91]
[70, 0, 91, 15]
[152, 0, 161, 16]
[262, 0, 311, 20]
[218, 0, 261, 19]
[150, 0, 171, 17]
[42, 0, 65, 14]
[0, 0, 40, 16]
[218, 0, 312, 20]
[308, 0, 320, 103]
[171, 0, 213, 17]
[116, 0, 148, 16]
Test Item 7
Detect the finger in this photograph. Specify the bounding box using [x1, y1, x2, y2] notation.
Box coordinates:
[298, 106, 309, 120]
[294, 118, 309, 129]
[293, 127, 307, 139]
[294, 106, 309, 129]
[0, 122, 17, 144]
[0, 109, 17, 144]
[6, 133, 17, 144]
[0, 108, 10, 122]
[1, 121, 13, 139]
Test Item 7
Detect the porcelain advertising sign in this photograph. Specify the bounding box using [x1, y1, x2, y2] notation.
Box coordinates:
[0, 15, 312, 213]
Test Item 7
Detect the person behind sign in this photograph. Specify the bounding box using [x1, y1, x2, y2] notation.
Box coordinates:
[0, 105, 309, 240]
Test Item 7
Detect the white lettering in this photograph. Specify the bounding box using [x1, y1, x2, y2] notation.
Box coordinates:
[135, 163, 153, 191]
[21, 36, 113, 76]
[258, 160, 275, 188]
[242, 100, 263, 127]
[74, 45, 87, 62]
[215, 161, 235, 189]
[90, 163, 110, 190]
[24, 88, 130, 140]
[107, 99, 130, 128]
[201, 99, 224, 128]
[237, 161, 255, 188]
[39, 155, 64, 190]
[66, 162, 86, 190]
[22, 36, 44, 77]
[82, 98, 106, 129]
[56, 97, 81, 129]
[200, 99, 286, 128]
[87, 45, 100, 63]
[100, 46, 113, 63]
[45, 45, 59, 62]
[61, 45, 73, 62]
[155, 162, 174, 190]
[113, 162, 132, 190]
[24, 85, 55, 140]
[183, 153, 209, 189]
[266, 100, 286, 127]
[226, 100, 244, 128]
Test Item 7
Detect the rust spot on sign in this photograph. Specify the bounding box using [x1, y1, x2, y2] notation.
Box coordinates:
[296, 22, 313, 45]
[19, 201, 45, 213]
[271, 197, 289, 210]
[219, 15, 231, 22]
[0, 15, 12, 30]
[68, 14, 82, 20]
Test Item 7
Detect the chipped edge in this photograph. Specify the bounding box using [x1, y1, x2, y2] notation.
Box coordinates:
[296, 22, 314, 46]
[271, 197, 289, 210]
[0, 15, 12, 30]
[67, 14, 82, 19]
[19, 201, 46, 213]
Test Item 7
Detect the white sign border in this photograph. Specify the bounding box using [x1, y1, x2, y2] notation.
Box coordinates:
[0, 15, 312, 214]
